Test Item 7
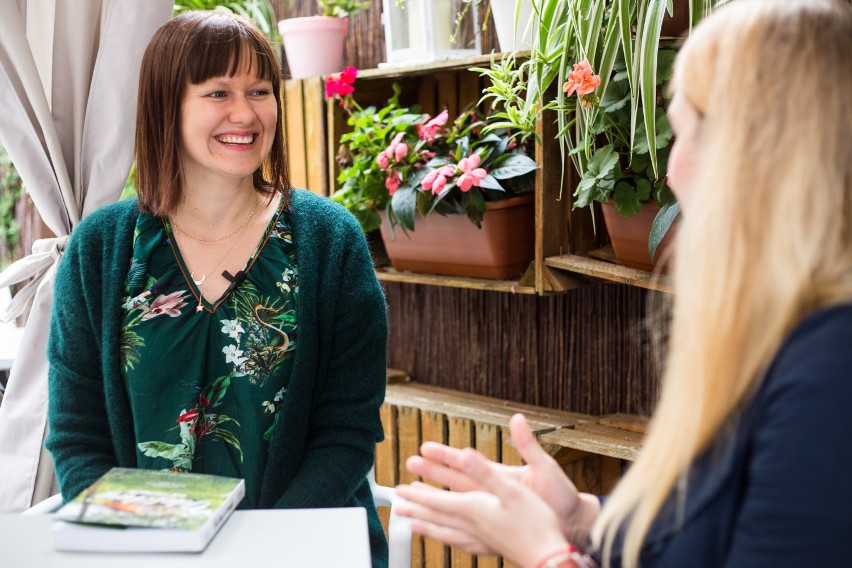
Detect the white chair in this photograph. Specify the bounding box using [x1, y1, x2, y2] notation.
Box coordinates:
[368, 467, 412, 568]
[22, 492, 61, 515]
[25, 472, 412, 568]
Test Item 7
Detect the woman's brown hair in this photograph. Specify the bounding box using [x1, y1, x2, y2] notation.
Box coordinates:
[135, 11, 289, 217]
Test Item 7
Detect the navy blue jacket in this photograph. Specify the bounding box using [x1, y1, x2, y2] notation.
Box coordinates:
[606, 303, 852, 567]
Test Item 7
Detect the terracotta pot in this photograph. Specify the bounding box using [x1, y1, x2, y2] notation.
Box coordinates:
[600, 200, 677, 272]
[378, 194, 535, 280]
[278, 16, 348, 80]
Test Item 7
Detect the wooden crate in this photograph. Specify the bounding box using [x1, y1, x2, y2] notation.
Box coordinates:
[316, 55, 595, 294]
[280, 76, 329, 195]
[377, 381, 646, 568]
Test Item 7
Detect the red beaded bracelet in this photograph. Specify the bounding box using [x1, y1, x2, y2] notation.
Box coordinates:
[534, 544, 598, 568]
[535, 545, 580, 568]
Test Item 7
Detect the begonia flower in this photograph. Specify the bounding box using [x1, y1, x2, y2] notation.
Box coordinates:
[417, 109, 449, 141]
[457, 154, 488, 192]
[385, 172, 401, 194]
[562, 60, 601, 97]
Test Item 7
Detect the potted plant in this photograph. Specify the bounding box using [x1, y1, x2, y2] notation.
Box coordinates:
[327, 69, 539, 279]
[567, 50, 678, 271]
[454, 0, 534, 52]
[474, 0, 723, 269]
[173, 0, 281, 44]
[277, 0, 370, 79]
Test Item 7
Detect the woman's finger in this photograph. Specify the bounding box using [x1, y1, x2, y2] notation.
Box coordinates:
[406, 454, 481, 492]
[396, 481, 492, 518]
[457, 447, 527, 503]
[407, 518, 495, 555]
[509, 413, 553, 469]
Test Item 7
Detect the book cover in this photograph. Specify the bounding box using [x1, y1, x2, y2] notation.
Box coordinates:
[52, 467, 245, 553]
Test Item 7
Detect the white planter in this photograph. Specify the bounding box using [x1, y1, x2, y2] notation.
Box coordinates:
[490, 0, 533, 52]
[278, 16, 349, 79]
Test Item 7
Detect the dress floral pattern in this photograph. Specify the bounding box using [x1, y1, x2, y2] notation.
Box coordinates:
[120, 199, 297, 508]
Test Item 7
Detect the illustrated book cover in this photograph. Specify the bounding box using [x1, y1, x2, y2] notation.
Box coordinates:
[52, 467, 245, 553]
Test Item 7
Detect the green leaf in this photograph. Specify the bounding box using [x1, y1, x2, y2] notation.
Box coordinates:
[649, 201, 680, 260]
[588, 146, 619, 178]
[204, 375, 232, 406]
[635, 177, 652, 202]
[640, 0, 668, 177]
[478, 174, 504, 191]
[138, 441, 189, 461]
[489, 154, 539, 179]
[212, 429, 244, 460]
[656, 50, 677, 86]
[614, 181, 642, 216]
[390, 186, 417, 231]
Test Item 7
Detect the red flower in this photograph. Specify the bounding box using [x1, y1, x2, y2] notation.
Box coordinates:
[385, 172, 401, 194]
[177, 409, 199, 423]
[325, 66, 359, 99]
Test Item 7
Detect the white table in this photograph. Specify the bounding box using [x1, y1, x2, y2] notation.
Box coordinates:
[0, 325, 25, 372]
[0, 508, 372, 567]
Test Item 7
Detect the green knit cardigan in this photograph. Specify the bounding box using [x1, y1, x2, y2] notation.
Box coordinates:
[46, 190, 389, 566]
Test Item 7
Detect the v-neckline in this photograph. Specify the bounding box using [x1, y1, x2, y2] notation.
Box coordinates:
[164, 198, 285, 314]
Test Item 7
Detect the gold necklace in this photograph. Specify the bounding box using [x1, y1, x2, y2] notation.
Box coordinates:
[170, 192, 260, 243]
[183, 222, 250, 313]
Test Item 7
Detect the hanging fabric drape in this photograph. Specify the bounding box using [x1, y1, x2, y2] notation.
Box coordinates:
[0, 0, 172, 512]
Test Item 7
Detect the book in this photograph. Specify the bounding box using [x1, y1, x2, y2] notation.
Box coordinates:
[52, 467, 245, 553]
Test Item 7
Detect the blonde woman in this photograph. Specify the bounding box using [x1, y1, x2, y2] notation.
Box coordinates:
[395, 0, 852, 566]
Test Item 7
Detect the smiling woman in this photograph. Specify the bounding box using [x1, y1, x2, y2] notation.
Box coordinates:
[45, 11, 390, 568]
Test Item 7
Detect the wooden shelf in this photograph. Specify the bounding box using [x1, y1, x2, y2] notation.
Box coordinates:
[545, 247, 673, 293]
[375, 267, 535, 294]
[360, 51, 526, 79]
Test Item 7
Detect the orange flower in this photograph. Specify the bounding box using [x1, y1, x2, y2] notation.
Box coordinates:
[562, 60, 601, 97]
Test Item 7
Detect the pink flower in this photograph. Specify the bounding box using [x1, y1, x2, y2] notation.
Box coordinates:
[562, 60, 601, 97]
[141, 291, 189, 320]
[431, 174, 448, 194]
[456, 154, 488, 192]
[420, 165, 456, 195]
[394, 143, 408, 161]
[385, 172, 401, 194]
[376, 151, 390, 169]
[417, 108, 449, 141]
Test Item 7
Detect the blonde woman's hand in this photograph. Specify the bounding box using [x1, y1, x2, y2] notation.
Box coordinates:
[395, 447, 570, 567]
[404, 413, 600, 547]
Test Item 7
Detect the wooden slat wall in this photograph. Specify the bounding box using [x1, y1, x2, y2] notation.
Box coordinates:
[281, 77, 329, 195]
[383, 282, 661, 417]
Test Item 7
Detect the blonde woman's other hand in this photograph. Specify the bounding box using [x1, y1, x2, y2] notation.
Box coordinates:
[396, 446, 570, 567]
[405, 413, 601, 548]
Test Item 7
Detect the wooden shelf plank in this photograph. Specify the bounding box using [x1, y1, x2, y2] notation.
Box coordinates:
[359, 52, 527, 80]
[545, 253, 673, 293]
[540, 424, 644, 462]
[375, 267, 536, 294]
[385, 383, 593, 432]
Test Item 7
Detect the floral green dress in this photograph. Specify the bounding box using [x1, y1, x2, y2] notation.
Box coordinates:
[119, 201, 298, 509]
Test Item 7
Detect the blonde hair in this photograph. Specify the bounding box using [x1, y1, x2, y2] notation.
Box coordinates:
[592, 0, 852, 565]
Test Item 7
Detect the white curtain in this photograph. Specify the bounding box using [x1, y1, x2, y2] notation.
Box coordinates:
[0, 0, 172, 512]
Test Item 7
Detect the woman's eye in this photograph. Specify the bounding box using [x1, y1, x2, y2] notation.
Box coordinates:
[251, 89, 272, 97]
[207, 91, 227, 98]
